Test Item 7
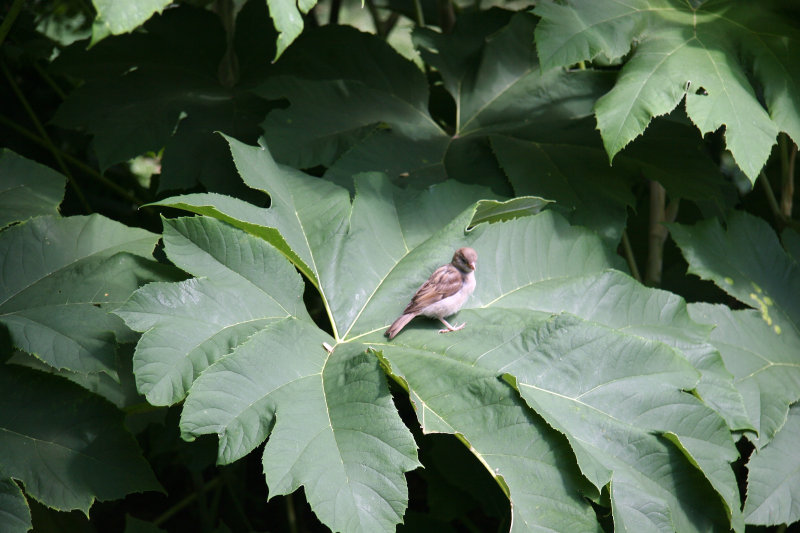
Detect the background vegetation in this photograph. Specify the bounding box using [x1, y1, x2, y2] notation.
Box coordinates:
[1, 0, 799, 531]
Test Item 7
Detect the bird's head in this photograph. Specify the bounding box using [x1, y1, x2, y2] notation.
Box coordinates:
[453, 247, 477, 272]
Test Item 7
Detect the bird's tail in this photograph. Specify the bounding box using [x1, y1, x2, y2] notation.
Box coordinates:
[385, 314, 415, 339]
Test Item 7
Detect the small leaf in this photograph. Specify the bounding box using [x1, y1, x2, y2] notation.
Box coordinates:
[470, 197, 551, 226]
[0, 366, 162, 514]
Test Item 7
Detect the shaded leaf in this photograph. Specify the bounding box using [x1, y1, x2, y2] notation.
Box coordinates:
[671, 211, 800, 341]
[52, 5, 269, 194]
[0, 366, 161, 514]
[0, 215, 161, 376]
[0, 150, 64, 228]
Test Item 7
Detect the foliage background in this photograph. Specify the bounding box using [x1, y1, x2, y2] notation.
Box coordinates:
[1, 0, 799, 532]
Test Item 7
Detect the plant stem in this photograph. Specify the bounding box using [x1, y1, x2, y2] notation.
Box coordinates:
[329, 0, 342, 24]
[215, 0, 239, 88]
[286, 492, 299, 533]
[221, 468, 254, 531]
[413, 0, 425, 27]
[620, 230, 641, 282]
[759, 171, 783, 225]
[780, 133, 796, 220]
[0, 114, 145, 205]
[439, 0, 455, 33]
[1, 61, 93, 213]
[0, 0, 24, 47]
[645, 181, 678, 287]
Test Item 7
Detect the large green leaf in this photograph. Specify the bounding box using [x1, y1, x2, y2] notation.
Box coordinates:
[0, 150, 64, 229]
[483, 268, 751, 432]
[0, 366, 162, 514]
[499, 315, 741, 532]
[743, 404, 800, 527]
[118, 134, 746, 531]
[534, 0, 800, 182]
[0, 214, 162, 376]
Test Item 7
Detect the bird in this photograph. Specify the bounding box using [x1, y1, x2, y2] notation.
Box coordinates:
[385, 247, 477, 339]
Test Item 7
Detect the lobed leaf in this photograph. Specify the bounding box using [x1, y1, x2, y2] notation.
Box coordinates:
[534, 0, 800, 181]
[500, 315, 741, 532]
[129, 134, 747, 531]
[116, 215, 309, 405]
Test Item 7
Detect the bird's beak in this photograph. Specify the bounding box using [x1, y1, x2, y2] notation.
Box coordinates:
[470, 261, 476, 271]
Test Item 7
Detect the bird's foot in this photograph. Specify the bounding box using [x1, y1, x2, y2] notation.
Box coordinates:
[438, 322, 465, 334]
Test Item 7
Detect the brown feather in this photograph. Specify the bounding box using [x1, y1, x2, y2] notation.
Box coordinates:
[386, 313, 415, 339]
[402, 264, 464, 315]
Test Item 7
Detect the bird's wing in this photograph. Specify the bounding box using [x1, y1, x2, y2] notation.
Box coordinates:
[403, 264, 463, 314]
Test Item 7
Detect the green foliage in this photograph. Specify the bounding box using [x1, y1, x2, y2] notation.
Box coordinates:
[1, 0, 799, 532]
[534, 0, 800, 182]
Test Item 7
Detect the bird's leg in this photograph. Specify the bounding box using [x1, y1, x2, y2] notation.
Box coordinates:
[438, 317, 465, 334]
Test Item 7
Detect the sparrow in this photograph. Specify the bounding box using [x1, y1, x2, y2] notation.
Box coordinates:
[385, 247, 477, 339]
